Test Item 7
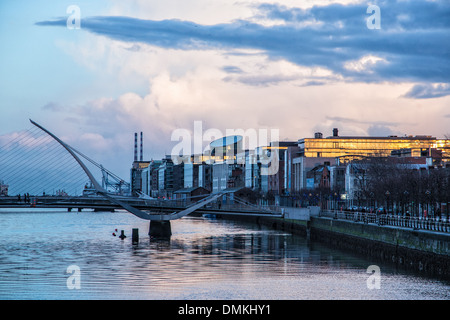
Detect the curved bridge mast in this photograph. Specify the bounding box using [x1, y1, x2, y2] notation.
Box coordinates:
[29, 119, 226, 237]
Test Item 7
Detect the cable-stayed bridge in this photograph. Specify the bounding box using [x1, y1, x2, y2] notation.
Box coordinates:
[0, 120, 282, 237]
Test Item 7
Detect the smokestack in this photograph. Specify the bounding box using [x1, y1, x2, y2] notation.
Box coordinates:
[333, 128, 339, 137]
[140, 132, 143, 161]
[134, 133, 138, 162]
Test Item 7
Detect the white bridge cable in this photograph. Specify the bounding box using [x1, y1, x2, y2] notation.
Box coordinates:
[0, 126, 94, 196]
[229, 195, 274, 213]
[68, 145, 131, 193]
[1, 121, 277, 220]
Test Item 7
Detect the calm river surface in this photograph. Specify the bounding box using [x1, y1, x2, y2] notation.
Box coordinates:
[0, 209, 448, 300]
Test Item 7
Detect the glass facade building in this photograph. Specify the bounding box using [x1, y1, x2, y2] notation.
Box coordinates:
[292, 130, 450, 192]
[298, 135, 450, 161]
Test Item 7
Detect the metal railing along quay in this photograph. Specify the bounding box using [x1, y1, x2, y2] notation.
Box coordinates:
[320, 210, 450, 233]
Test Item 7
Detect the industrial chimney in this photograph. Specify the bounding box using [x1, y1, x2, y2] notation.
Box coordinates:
[333, 128, 339, 137]
[140, 132, 143, 161]
[134, 132, 138, 162]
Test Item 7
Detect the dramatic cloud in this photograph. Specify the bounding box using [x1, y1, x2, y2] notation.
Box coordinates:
[367, 124, 394, 137]
[36, 0, 450, 87]
[403, 83, 450, 99]
[3, 0, 449, 192]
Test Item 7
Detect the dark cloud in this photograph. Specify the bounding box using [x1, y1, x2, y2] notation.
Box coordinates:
[36, 0, 450, 88]
[222, 65, 243, 74]
[325, 116, 400, 127]
[223, 73, 299, 86]
[367, 124, 394, 137]
[42, 102, 65, 112]
[299, 81, 326, 87]
[402, 83, 450, 99]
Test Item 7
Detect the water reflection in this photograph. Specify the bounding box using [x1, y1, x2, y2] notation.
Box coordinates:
[0, 211, 448, 300]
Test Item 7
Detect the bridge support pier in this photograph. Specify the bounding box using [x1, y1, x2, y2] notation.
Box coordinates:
[149, 221, 172, 238]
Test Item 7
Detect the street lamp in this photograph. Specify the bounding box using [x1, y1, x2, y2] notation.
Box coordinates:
[425, 190, 431, 218]
[385, 190, 390, 214]
[403, 190, 409, 216]
[334, 192, 338, 211]
[369, 192, 374, 213]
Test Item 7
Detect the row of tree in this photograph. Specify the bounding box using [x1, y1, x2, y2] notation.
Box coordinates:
[350, 158, 449, 217]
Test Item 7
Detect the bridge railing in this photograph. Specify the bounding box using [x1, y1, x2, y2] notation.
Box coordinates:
[0, 194, 283, 216]
[206, 203, 282, 213]
[320, 210, 450, 233]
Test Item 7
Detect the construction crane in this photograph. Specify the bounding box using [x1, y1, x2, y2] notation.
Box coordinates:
[69, 147, 131, 196]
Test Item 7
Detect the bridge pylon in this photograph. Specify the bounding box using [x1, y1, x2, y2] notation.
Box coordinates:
[149, 221, 172, 238]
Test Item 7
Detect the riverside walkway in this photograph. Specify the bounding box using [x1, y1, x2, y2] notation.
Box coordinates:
[320, 210, 450, 233]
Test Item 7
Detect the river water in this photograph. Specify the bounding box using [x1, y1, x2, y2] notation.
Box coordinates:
[0, 209, 448, 300]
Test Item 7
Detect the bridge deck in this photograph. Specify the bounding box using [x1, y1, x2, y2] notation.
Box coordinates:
[0, 196, 283, 218]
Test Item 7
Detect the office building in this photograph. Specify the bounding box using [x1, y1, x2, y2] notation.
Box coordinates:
[292, 128, 450, 192]
[210, 135, 245, 193]
[297, 128, 450, 160]
[266, 141, 299, 195]
[158, 156, 174, 198]
[0, 180, 8, 196]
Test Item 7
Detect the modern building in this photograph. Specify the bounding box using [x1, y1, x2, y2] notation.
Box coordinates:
[297, 128, 450, 161]
[210, 136, 245, 193]
[245, 149, 259, 190]
[130, 160, 150, 196]
[292, 156, 337, 191]
[212, 162, 245, 193]
[209, 135, 243, 163]
[183, 163, 199, 189]
[157, 156, 175, 198]
[198, 163, 212, 192]
[266, 141, 299, 196]
[172, 163, 185, 193]
[141, 159, 162, 197]
[292, 128, 450, 193]
[0, 180, 8, 196]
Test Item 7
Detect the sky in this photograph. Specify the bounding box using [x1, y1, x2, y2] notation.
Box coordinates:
[1, 0, 449, 180]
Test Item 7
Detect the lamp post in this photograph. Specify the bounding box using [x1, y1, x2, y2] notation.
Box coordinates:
[334, 192, 338, 211]
[385, 190, 390, 214]
[425, 190, 431, 219]
[403, 190, 409, 217]
[369, 192, 374, 214]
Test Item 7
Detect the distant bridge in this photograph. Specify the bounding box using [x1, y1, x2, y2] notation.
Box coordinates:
[0, 120, 282, 237]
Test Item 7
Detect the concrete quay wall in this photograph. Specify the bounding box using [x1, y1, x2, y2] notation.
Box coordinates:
[308, 217, 449, 277]
[218, 207, 450, 278]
